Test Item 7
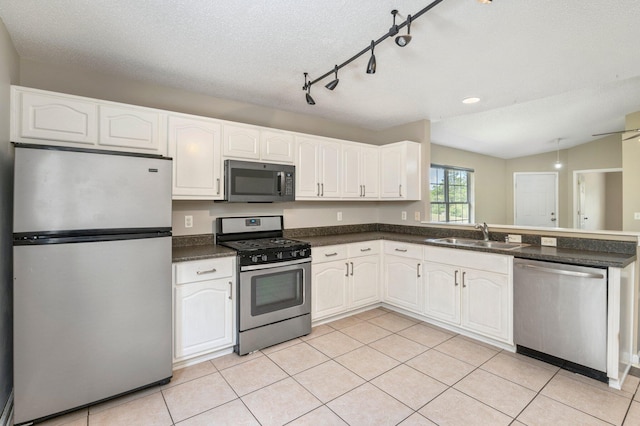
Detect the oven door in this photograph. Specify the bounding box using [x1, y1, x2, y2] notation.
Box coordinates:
[238, 258, 310, 331]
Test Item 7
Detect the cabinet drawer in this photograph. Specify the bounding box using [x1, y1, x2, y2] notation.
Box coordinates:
[312, 245, 348, 263]
[175, 257, 235, 284]
[348, 240, 381, 258]
[424, 246, 510, 275]
[384, 241, 423, 259]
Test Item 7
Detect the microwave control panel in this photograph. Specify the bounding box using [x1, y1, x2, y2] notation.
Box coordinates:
[284, 172, 294, 195]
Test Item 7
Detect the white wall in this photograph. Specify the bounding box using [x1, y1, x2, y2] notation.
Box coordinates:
[0, 17, 19, 420]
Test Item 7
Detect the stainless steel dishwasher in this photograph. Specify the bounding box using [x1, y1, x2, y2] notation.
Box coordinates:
[514, 258, 608, 382]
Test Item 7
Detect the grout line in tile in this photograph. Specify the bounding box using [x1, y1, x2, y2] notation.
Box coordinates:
[159, 390, 176, 426]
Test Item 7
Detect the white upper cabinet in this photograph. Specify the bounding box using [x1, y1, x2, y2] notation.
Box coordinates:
[380, 141, 421, 200]
[261, 130, 295, 163]
[13, 87, 98, 145]
[99, 105, 162, 153]
[12, 86, 166, 155]
[222, 123, 294, 164]
[295, 135, 341, 199]
[222, 123, 260, 160]
[168, 115, 223, 200]
[342, 142, 379, 199]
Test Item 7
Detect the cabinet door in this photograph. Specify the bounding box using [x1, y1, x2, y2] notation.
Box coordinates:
[261, 130, 294, 163]
[296, 137, 321, 198]
[342, 144, 362, 198]
[461, 269, 510, 341]
[99, 105, 161, 153]
[319, 140, 342, 199]
[351, 255, 380, 308]
[379, 144, 405, 199]
[383, 255, 422, 313]
[423, 262, 460, 324]
[168, 116, 223, 199]
[312, 260, 349, 320]
[17, 89, 98, 145]
[361, 145, 380, 198]
[174, 279, 234, 360]
[222, 123, 260, 160]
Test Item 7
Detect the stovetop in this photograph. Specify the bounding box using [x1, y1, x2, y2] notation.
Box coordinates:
[220, 237, 308, 252]
[219, 237, 311, 267]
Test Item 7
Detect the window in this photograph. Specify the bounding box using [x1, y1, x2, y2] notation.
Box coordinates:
[430, 164, 473, 223]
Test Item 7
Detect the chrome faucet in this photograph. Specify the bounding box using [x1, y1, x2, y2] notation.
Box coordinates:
[475, 222, 489, 241]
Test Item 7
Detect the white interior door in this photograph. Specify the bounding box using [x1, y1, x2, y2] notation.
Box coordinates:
[514, 173, 558, 227]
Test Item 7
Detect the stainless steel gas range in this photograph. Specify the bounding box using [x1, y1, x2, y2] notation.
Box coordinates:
[216, 216, 311, 355]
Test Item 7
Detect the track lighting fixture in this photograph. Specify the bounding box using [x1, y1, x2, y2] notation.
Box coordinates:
[301, 0, 446, 105]
[395, 14, 412, 47]
[366, 41, 377, 74]
[325, 65, 339, 90]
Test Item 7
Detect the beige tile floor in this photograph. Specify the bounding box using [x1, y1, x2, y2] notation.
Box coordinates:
[36, 308, 640, 426]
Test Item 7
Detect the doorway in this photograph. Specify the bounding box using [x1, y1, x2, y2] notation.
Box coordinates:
[573, 168, 622, 230]
[514, 172, 558, 227]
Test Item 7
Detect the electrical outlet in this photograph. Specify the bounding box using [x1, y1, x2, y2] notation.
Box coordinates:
[414, 211, 421, 221]
[401, 211, 407, 221]
[184, 215, 193, 228]
[337, 211, 343, 221]
[507, 234, 522, 243]
[541, 237, 557, 247]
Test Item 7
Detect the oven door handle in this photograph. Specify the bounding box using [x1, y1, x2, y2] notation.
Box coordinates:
[240, 257, 311, 272]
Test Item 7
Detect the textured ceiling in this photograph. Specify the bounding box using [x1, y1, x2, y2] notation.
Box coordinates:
[1, 0, 640, 158]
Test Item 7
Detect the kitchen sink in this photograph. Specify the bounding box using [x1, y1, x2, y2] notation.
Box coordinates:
[427, 237, 529, 250]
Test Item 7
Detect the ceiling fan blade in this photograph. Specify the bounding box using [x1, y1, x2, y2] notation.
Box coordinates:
[592, 128, 640, 137]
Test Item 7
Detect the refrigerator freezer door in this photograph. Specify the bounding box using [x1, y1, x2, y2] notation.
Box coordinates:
[13, 236, 172, 424]
[14, 146, 171, 233]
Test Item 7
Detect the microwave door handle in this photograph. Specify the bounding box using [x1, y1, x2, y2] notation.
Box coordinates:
[277, 171, 284, 196]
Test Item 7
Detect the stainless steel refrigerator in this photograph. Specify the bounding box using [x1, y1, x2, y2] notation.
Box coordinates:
[12, 144, 173, 425]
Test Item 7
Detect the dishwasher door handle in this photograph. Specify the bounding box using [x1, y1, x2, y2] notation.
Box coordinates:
[516, 263, 604, 279]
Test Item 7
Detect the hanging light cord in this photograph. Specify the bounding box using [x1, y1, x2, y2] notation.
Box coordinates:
[302, 0, 447, 93]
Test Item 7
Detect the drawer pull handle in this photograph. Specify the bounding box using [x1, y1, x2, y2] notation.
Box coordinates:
[216, 178, 221, 195]
[350, 262, 354, 276]
[345, 262, 349, 277]
[417, 263, 421, 278]
[462, 271, 467, 288]
[360, 248, 372, 252]
[454, 270, 459, 286]
[325, 252, 338, 257]
[228, 281, 232, 300]
[196, 268, 217, 275]
[395, 248, 408, 252]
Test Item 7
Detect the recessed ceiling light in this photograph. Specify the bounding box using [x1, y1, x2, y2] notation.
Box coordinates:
[462, 97, 480, 104]
[477, 0, 492, 4]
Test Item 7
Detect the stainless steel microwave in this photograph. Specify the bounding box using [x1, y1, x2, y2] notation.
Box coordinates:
[224, 160, 295, 202]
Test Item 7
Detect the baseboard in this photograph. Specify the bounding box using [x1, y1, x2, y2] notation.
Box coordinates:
[0, 390, 13, 426]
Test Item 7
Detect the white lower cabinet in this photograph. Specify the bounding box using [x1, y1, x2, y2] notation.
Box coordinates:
[423, 246, 512, 343]
[173, 257, 236, 362]
[382, 242, 423, 314]
[312, 241, 381, 321]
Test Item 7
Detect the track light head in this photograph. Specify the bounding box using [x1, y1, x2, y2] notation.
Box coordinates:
[325, 65, 339, 90]
[395, 14, 412, 47]
[303, 72, 315, 105]
[366, 40, 376, 74]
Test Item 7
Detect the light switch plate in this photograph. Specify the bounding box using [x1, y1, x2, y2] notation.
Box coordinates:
[414, 211, 421, 221]
[507, 234, 522, 243]
[337, 211, 343, 221]
[401, 211, 407, 220]
[541, 237, 557, 247]
[634, 212, 640, 220]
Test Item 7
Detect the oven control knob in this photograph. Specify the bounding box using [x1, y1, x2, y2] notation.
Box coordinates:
[276, 252, 283, 259]
[291, 250, 297, 257]
[299, 249, 307, 257]
[261, 254, 268, 261]
[251, 255, 259, 263]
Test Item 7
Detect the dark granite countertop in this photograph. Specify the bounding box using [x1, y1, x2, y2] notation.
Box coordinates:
[172, 228, 636, 268]
[298, 232, 636, 269]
